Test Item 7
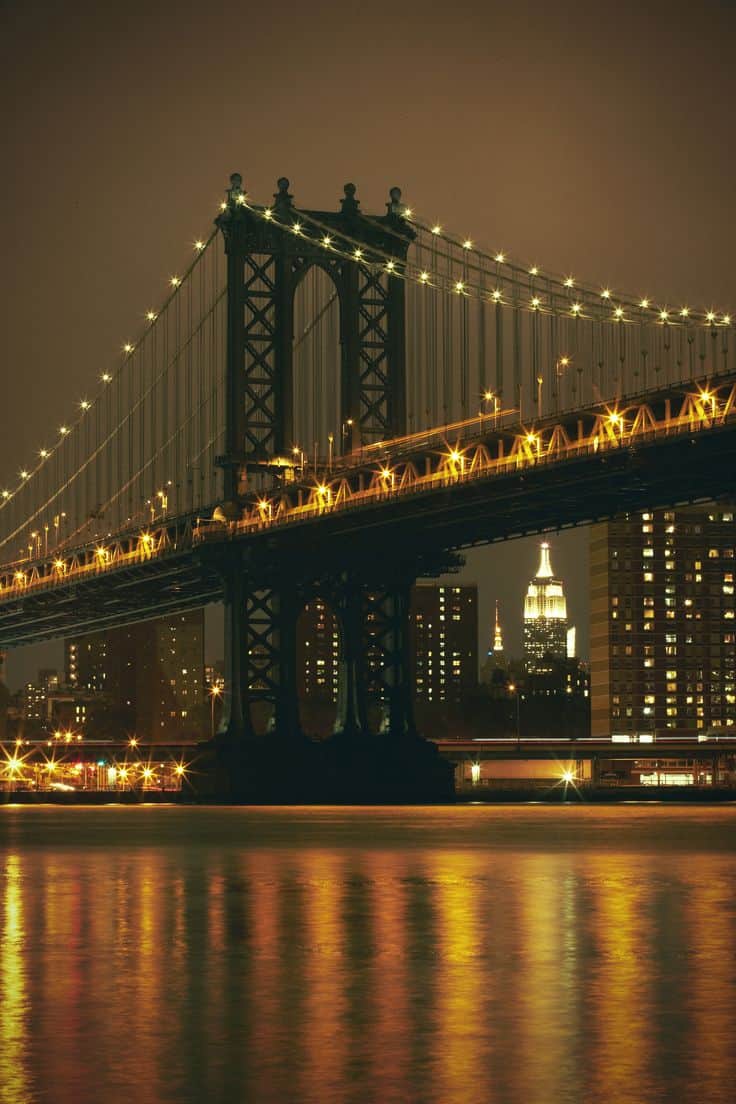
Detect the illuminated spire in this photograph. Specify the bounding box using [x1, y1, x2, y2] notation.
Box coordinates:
[536, 541, 554, 579]
[493, 600, 504, 653]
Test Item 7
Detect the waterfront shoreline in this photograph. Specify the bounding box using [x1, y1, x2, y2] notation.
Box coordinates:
[3, 786, 736, 806]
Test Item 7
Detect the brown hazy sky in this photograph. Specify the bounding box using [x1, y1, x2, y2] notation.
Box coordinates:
[2, 0, 735, 687]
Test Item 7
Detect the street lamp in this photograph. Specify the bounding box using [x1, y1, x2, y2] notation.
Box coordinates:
[210, 684, 222, 739]
[508, 682, 522, 748]
[554, 356, 570, 413]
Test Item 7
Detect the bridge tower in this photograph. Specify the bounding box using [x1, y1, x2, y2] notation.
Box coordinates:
[211, 173, 428, 781]
[215, 172, 414, 496]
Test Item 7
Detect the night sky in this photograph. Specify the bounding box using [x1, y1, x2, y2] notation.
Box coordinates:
[2, 0, 735, 688]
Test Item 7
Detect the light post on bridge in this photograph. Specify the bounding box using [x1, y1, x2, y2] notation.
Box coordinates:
[554, 356, 570, 413]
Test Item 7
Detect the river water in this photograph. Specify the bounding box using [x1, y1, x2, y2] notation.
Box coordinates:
[1, 805, 735, 1104]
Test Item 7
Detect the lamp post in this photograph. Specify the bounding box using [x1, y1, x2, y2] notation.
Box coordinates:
[554, 356, 570, 414]
[210, 684, 222, 740]
[508, 682, 522, 749]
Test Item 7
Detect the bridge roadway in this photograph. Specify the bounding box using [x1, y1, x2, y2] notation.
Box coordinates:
[1, 372, 736, 646]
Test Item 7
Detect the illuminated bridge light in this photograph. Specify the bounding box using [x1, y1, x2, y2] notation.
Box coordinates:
[463, 239, 473, 250]
[292, 223, 302, 234]
[263, 208, 273, 220]
[529, 266, 539, 276]
[146, 311, 157, 322]
[353, 248, 363, 260]
[194, 240, 205, 251]
[659, 309, 669, 321]
[564, 276, 574, 288]
[571, 303, 582, 315]
[640, 298, 650, 309]
[59, 426, 69, 435]
[724, 314, 732, 326]
[454, 281, 465, 294]
[531, 296, 541, 309]
[386, 260, 395, 272]
[170, 276, 181, 288]
[601, 289, 611, 300]
[419, 271, 430, 283]
[494, 252, 505, 263]
[431, 225, 442, 235]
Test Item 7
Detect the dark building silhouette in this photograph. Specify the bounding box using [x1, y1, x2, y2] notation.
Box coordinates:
[295, 584, 478, 737]
[66, 610, 204, 741]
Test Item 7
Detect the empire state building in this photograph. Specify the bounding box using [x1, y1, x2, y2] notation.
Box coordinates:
[523, 542, 568, 673]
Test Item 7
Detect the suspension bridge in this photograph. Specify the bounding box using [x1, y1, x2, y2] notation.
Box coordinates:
[1, 172, 735, 772]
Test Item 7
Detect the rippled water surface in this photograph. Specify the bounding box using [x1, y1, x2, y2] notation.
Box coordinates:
[2, 804, 736, 1104]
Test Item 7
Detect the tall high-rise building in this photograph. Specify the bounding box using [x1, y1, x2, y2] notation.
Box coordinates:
[297, 598, 340, 703]
[295, 585, 479, 727]
[66, 610, 204, 741]
[523, 542, 568, 673]
[412, 583, 478, 704]
[590, 504, 736, 737]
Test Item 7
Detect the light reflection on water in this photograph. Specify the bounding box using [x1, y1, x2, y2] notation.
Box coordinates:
[1, 805, 736, 1104]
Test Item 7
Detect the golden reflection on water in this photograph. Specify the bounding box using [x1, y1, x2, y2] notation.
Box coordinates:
[585, 859, 654, 1103]
[1, 807, 736, 1104]
[1, 854, 31, 1104]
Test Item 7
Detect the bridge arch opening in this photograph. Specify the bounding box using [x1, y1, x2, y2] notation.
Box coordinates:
[292, 264, 344, 465]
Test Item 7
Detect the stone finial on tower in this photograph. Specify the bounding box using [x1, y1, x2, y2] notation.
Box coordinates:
[386, 186, 406, 218]
[274, 177, 294, 215]
[226, 172, 245, 207]
[341, 182, 360, 215]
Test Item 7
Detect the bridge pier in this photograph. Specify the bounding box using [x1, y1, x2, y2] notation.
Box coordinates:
[334, 575, 368, 738]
